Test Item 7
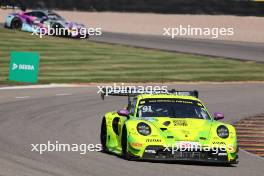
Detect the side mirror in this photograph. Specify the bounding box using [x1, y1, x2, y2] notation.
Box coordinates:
[117, 109, 129, 117]
[213, 112, 224, 120]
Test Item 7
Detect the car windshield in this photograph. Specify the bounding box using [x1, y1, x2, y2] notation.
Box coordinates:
[48, 13, 63, 20]
[137, 98, 210, 119]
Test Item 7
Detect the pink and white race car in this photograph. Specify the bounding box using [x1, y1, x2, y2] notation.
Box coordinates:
[5, 10, 89, 38]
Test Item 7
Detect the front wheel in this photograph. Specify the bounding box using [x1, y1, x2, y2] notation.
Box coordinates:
[121, 126, 132, 160]
[100, 117, 108, 153]
[51, 23, 69, 37]
[11, 17, 22, 30]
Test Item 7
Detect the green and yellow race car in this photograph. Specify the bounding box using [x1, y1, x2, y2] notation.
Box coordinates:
[100, 89, 238, 165]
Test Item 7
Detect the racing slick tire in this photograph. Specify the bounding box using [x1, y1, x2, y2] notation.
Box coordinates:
[100, 117, 108, 153]
[121, 126, 132, 160]
[51, 23, 69, 37]
[11, 17, 22, 30]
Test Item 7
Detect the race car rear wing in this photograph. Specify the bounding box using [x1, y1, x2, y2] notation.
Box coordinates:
[100, 88, 198, 100]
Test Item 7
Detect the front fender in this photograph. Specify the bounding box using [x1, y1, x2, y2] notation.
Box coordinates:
[207, 122, 238, 161]
[124, 120, 164, 157]
[5, 14, 16, 28]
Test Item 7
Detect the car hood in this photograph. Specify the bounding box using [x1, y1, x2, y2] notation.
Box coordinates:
[140, 117, 213, 142]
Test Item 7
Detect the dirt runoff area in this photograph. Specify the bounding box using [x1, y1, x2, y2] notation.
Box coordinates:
[1, 9, 263, 43]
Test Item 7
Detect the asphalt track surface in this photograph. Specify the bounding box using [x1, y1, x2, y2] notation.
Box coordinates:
[1, 22, 264, 62]
[91, 32, 264, 62]
[0, 83, 264, 176]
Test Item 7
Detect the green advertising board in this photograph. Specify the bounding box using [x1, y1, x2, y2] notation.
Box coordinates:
[9, 52, 39, 83]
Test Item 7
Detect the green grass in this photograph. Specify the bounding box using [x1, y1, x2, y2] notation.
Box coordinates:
[0, 28, 264, 84]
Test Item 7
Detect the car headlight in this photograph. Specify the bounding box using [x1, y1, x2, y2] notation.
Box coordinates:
[217, 125, 229, 138]
[137, 122, 151, 136]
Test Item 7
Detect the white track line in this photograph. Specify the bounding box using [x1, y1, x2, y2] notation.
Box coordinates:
[15, 96, 30, 99]
[55, 93, 72, 96]
[0, 84, 88, 90]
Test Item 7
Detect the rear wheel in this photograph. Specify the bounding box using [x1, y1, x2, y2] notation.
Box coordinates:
[100, 117, 108, 153]
[11, 17, 22, 30]
[121, 126, 132, 160]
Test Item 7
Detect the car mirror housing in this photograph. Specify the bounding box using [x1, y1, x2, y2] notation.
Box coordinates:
[117, 109, 129, 117]
[213, 112, 224, 120]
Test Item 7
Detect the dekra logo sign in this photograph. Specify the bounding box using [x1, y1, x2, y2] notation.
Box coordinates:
[12, 63, 35, 71]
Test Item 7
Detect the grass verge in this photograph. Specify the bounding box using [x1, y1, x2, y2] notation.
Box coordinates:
[0, 28, 264, 84]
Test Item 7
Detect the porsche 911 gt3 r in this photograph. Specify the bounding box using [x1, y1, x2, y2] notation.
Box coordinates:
[100, 89, 238, 165]
[4, 10, 88, 38]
